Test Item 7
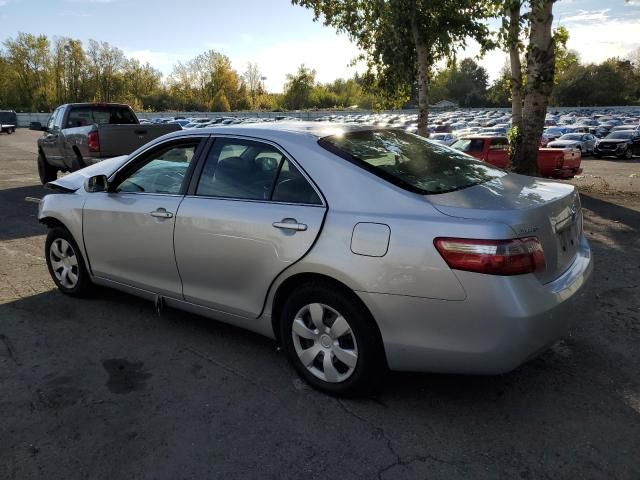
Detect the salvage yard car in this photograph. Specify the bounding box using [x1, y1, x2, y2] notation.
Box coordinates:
[38, 123, 593, 395]
[451, 135, 583, 178]
[594, 130, 640, 159]
[547, 133, 597, 155]
[31, 103, 180, 184]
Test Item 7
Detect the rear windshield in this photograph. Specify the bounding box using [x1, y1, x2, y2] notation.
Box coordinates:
[66, 106, 137, 128]
[319, 129, 506, 195]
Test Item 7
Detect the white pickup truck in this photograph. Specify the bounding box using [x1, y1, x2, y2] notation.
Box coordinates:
[0, 110, 17, 134]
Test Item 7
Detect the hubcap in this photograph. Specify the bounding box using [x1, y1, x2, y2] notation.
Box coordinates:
[49, 238, 79, 289]
[291, 303, 358, 383]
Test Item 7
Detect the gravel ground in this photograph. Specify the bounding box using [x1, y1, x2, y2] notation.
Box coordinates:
[1, 130, 639, 479]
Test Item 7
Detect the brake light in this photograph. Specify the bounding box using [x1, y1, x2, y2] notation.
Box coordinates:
[87, 130, 100, 152]
[434, 237, 545, 276]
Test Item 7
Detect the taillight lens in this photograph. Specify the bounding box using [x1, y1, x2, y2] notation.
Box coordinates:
[87, 130, 100, 152]
[434, 237, 545, 276]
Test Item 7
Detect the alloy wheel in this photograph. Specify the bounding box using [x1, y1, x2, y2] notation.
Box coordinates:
[291, 303, 359, 383]
[49, 238, 79, 288]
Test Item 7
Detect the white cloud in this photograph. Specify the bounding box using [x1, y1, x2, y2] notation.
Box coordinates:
[232, 35, 364, 92]
[562, 16, 640, 64]
[562, 8, 610, 24]
[123, 49, 184, 74]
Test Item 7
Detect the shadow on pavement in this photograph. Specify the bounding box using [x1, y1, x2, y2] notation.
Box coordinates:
[0, 184, 48, 241]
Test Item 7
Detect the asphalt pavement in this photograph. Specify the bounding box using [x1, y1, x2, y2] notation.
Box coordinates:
[1, 129, 639, 479]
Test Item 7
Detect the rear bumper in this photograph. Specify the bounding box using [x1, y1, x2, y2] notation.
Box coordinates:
[358, 237, 593, 374]
[552, 167, 582, 179]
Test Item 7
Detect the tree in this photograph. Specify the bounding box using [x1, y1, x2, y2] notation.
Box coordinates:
[244, 62, 264, 108]
[430, 58, 489, 107]
[3, 33, 52, 110]
[282, 65, 317, 109]
[519, 0, 556, 176]
[292, 0, 493, 136]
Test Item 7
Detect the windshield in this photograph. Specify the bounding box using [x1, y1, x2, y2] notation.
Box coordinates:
[606, 131, 634, 139]
[319, 129, 506, 195]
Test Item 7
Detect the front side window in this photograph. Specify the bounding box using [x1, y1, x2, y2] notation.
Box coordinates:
[115, 142, 198, 194]
[321, 129, 505, 195]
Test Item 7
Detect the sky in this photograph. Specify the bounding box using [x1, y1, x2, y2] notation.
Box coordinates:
[0, 0, 639, 92]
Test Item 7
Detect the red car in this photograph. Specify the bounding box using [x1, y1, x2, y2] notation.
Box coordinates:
[451, 136, 582, 178]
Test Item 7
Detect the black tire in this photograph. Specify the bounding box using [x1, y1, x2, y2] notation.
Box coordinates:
[624, 148, 633, 160]
[594, 153, 602, 159]
[279, 282, 386, 396]
[45, 227, 92, 296]
[38, 152, 58, 184]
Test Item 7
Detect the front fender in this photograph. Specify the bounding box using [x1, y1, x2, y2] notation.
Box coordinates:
[38, 193, 89, 270]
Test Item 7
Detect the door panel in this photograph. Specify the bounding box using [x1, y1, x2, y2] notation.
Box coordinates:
[83, 194, 183, 297]
[174, 198, 325, 318]
[82, 138, 204, 297]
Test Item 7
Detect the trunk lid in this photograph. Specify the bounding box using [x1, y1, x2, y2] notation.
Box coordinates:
[427, 173, 582, 284]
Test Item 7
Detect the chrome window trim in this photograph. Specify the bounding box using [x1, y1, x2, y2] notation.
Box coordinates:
[183, 193, 325, 208]
[192, 133, 327, 208]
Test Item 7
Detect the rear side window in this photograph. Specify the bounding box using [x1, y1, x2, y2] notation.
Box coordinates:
[195, 138, 320, 204]
[272, 160, 322, 205]
[451, 138, 484, 152]
[66, 106, 137, 127]
[196, 139, 283, 200]
[320, 129, 505, 195]
[489, 138, 508, 150]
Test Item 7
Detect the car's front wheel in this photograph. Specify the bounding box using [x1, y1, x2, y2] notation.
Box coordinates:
[45, 227, 92, 296]
[280, 282, 386, 396]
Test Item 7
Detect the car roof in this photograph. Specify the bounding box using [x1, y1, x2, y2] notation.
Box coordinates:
[162, 121, 384, 142]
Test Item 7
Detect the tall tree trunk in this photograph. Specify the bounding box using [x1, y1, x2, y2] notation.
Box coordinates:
[411, 17, 430, 137]
[508, 1, 524, 168]
[518, 0, 556, 176]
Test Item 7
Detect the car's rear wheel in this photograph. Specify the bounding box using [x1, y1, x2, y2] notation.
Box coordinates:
[38, 152, 58, 184]
[280, 282, 386, 396]
[45, 227, 92, 296]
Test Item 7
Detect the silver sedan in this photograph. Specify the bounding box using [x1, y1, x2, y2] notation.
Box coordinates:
[39, 123, 593, 395]
[547, 133, 597, 154]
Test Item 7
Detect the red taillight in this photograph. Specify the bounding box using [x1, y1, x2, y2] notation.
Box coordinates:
[434, 237, 545, 276]
[87, 130, 100, 152]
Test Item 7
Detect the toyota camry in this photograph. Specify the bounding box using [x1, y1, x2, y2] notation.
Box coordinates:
[38, 123, 593, 395]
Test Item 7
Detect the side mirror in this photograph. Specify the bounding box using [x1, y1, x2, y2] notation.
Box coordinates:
[30, 122, 45, 131]
[84, 175, 109, 193]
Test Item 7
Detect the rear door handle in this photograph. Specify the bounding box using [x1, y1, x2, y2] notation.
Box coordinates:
[150, 208, 173, 219]
[273, 219, 307, 231]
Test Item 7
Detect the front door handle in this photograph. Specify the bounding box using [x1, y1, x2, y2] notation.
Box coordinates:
[150, 208, 173, 219]
[273, 219, 307, 231]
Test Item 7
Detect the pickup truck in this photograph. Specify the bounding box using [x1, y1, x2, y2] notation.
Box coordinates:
[31, 103, 180, 184]
[0, 110, 17, 134]
[451, 135, 582, 179]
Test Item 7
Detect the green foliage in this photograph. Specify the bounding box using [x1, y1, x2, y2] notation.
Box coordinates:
[430, 58, 490, 107]
[292, 0, 494, 133]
